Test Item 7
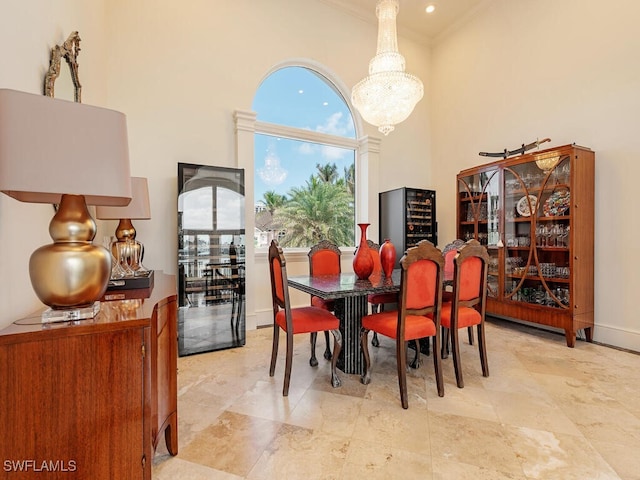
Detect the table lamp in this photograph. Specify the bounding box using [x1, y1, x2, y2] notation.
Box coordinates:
[96, 176, 151, 275]
[0, 89, 132, 322]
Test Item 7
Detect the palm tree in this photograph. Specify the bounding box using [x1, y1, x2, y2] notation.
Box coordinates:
[262, 190, 287, 215]
[315, 163, 339, 184]
[276, 176, 354, 247]
[342, 164, 355, 196]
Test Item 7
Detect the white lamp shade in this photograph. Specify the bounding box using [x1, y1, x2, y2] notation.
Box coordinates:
[0, 89, 131, 206]
[96, 177, 151, 220]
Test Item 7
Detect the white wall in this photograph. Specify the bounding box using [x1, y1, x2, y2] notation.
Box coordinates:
[0, 0, 432, 329]
[0, 0, 110, 326]
[103, 0, 432, 329]
[430, 0, 640, 351]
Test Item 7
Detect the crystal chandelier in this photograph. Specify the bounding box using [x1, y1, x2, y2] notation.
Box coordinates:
[258, 147, 287, 186]
[351, 0, 424, 136]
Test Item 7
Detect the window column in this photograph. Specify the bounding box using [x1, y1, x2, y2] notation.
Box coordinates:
[234, 110, 257, 330]
[357, 135, 381, 241]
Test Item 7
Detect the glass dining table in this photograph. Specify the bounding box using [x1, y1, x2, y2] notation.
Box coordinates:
[287, 270, 401, 375]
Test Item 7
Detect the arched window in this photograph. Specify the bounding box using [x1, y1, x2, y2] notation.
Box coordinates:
[252, 66, 358, 249]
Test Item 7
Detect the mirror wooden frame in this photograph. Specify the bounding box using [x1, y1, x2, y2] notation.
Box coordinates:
[44, 31, 82, 103]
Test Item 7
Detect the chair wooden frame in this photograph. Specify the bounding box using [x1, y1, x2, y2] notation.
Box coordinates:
[269, 240, 342, 396]
[440, 239, 490, 388]
[307, 239, 342, 366]
[208, 243, 243, 338]
[442, 239, 473, 348]
[360, 240, 445, 408]
[210, 266, 244, 338]
[366, 239, 398, 348]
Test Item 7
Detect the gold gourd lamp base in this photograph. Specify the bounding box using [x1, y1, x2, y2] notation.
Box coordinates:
[110, 218, 145, 273]
[97, 177, 152, 276]
[114, 218, 136, 241]
[30, 194, 111, 321]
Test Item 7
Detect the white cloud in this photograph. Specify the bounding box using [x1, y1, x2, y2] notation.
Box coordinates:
[293, 112, 356, 161]
[296, 140, 349, 161]
[315, 111, 354, 137]
[321, 145, 347, 161]
[297, 142, 315, 155]
[293, 110, 356, 161]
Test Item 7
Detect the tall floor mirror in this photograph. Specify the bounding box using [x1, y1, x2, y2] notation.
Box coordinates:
[177, 163, 246, 356]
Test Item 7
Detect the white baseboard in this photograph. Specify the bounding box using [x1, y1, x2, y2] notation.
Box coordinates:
[489, 315, 640, 354]
[593, 323, 640, 353]
[251, 308, 275, 329]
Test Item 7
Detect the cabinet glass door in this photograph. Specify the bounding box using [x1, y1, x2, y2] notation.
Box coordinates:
[457, 169, 499, 297]
[405, 188, 437, 247]
[534, 154, 572, 309]
[502, 154, 571, 308]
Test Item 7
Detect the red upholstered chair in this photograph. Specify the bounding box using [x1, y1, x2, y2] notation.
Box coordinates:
[307, 240, 342, 366]
[268, 240, 342, 396]
[442, 239, 466, 285]
[440, 239, 490, 388]
[360, 240, 445, 409]
[366, 240, 398, 348]
[442, 239, 473, 346]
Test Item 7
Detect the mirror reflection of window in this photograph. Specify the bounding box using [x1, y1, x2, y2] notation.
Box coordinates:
[217, 188, 244, 231]
[179, 186, 213, 231]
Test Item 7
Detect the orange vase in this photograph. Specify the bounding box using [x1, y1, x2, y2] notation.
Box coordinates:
[353, 223, 374, 280]
[379, 239, 396, 277]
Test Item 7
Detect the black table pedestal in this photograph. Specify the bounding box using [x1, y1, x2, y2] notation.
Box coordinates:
[334, 295, 368, 375]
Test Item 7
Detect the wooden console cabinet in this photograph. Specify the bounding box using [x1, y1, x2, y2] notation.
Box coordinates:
[456, 144, 594, 347]
[0, 272, 178, 479]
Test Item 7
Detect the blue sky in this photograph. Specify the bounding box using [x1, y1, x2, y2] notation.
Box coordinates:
[252, 67, 355, 203]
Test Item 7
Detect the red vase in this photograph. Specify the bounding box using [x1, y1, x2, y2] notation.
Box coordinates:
[353, 223, 374, 280]
[379, 239, 396, 277]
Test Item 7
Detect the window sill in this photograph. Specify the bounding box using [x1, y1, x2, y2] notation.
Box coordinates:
[254, 246, 356, 263]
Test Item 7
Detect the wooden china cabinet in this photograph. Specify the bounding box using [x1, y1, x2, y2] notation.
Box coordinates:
[456, 144, 594, 347]
[0, 272, 178, 479]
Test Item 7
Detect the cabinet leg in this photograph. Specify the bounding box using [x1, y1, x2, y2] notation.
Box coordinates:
[564, 330, 576, 348]
[165, 413, 179, 456]
[584, 327, 594, 343]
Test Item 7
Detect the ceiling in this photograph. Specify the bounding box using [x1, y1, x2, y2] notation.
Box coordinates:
[319, 0, 489, 43]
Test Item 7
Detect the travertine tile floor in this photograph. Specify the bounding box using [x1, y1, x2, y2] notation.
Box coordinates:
[153, 318, 640, 479]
